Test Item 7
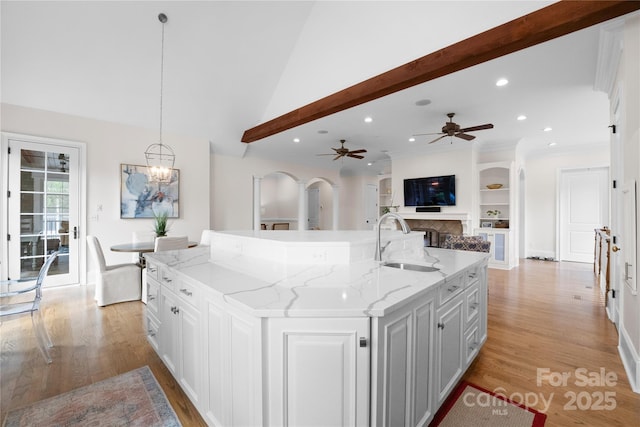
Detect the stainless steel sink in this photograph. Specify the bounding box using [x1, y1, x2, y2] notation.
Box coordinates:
[382, 262, 440, 272]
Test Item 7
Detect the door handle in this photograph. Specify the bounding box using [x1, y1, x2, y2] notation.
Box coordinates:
[73, 226, 78, 239]
[612, 246, 620, 252]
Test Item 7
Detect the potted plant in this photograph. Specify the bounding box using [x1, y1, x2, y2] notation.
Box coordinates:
[153, 211, 169, 237]
[486, 209, 501, 218]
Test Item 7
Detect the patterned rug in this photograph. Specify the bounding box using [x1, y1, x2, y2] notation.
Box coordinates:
[430, 381, 547, 426]
[3, 366, 181, 426]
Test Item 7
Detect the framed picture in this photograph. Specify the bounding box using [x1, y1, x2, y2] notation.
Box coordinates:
[481, 221, 493, 228]
[120, 164, 179, 218]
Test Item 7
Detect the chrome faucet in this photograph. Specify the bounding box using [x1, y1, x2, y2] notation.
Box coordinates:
[375, 212, 411, 261]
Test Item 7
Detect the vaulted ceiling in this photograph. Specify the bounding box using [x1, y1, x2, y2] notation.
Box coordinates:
[2, 1, 637, 175]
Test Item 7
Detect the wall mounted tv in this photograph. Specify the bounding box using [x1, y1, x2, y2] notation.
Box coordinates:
[403, 175, 456, 207]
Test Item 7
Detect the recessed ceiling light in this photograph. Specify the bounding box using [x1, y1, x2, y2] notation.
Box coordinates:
[364, 116, 373, 123]
[496, 78, 509, 87]
[318, 130, 328, 134]
[517, 115, 527, 121]
[367, 162, 373, 166]
[548, 142, 557, 147]
[543, 127, 552, 132]
[293, 138, 300, 143]
[415, 99, 432, 106]
[408, 137, 416, 142]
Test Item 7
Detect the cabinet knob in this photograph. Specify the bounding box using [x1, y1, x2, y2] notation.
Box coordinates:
[359, 337, 367, 348]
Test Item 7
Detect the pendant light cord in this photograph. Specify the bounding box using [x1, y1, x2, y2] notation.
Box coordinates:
[158, 13, 167, 150]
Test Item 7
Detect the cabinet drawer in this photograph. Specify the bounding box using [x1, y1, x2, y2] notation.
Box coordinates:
[146, 261, 159, 282]
[146, 279, 161, 316]
[465, 264, 482, 287]
[464, 281, 481, 330]
[177, 278, 200, 308]
[439, 272, 465, 306]
[145, 313, 161, 353]
[159, 267, 177, 291]
[465, 324, 481, 366]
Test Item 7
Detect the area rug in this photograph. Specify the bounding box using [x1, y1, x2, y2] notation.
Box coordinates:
[3, 366, 181, 427]
[430, 381, 546, 427]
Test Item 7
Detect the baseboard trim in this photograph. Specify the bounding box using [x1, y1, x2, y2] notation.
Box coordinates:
[618, 324, 640, 393]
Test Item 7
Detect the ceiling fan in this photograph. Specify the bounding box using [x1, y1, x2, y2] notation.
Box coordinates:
[316, 139, 367, 160]
[414, 113, 494, 144]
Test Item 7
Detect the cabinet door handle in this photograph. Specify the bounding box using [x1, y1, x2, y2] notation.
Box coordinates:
[148, 295, 155, 301]
[163, 277, 172, 283]
[447, 285, 459, 293]
[359, 337, 367, 348]
[171, 306, 179, 314]
[180, 288, 193, 297]
[437, 322, 445, 329]
[149, 267, 157, 273]
[148, 329, 156, 337]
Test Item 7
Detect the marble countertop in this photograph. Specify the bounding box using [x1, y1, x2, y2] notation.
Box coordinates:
[145, 234, 488, 318]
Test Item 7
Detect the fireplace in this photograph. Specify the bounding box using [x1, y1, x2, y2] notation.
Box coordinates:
[404, 219, 463, 248]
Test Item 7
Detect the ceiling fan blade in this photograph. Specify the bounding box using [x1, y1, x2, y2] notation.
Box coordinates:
[347, 153, 365, 159]
[459, 123, 493, 132]
[316, 153, 335, 156]
[427, 135, 447, 144]
[333, 154, 344, 161]
[413, 132, 444, 136]
[455, 133, 476, 141]
[348, 149, 367, 154]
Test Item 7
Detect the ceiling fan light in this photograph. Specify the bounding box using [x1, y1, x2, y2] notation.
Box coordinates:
[517, 115, 527, 121]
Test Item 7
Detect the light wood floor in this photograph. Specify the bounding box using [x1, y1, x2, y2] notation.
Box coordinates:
[1, 260, 638, 426]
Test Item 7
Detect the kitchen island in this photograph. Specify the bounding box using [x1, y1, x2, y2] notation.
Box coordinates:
[144, 230, 489, 426]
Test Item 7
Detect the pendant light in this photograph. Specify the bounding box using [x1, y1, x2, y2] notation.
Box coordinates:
[145, 12, 175, 183]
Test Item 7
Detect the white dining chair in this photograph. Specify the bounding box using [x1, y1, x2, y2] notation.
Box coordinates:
[87, 236, 142, 307]
[154, 236, 189, 252]
[0, 251, 59, 363]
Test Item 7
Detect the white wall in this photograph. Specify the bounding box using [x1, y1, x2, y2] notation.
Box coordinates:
[392, 146, 476, 216]
[522, 146, 609, 259]
[618, 13, 640, 391]
[1, 103, 210, 272]
[211, 154, 341, 230]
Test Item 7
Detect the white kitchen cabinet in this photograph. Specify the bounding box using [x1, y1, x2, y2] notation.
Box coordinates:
[434, 292, 465, 406]
[204, 298, 263, 427]
[154, 268, 203, 407]
[371, 290, 436, 427]
[267, 317, 370, 427]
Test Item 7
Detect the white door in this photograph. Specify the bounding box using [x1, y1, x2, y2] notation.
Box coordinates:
[559, 168, 609, 263]
[307, 187, 320, 229]
[6, 138, 80, 285]
[364, 184, 378, 229]
[621, 181, 637, 295]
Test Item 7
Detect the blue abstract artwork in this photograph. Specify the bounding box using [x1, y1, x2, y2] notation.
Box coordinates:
[120, 164, 179, 218]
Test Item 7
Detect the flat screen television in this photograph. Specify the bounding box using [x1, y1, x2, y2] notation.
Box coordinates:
[403, 175, 456, 207]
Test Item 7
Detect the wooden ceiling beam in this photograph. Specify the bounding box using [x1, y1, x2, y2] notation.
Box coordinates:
[241, 0, 639, 143]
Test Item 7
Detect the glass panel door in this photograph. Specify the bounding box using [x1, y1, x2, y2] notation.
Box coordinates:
[8, 140, 79, 286]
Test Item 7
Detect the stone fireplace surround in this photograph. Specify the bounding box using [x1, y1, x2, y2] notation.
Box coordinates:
[393, 212, 471, 248]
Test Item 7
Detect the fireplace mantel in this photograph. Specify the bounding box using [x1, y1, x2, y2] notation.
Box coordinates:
[398, 211, 472, 235]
